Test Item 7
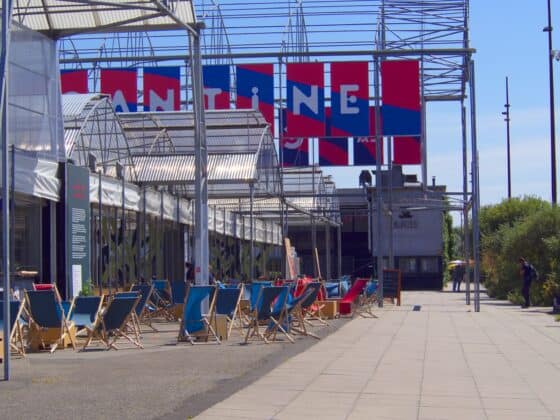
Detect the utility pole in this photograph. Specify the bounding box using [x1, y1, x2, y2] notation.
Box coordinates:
[502, 76, 511, 199]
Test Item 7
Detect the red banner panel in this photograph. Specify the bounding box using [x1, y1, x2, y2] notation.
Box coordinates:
[143, 66, 180, 111]
[236, 63, 274, 134]
[381, 60, 421, 136]
[393, 136, 421, 165]
[60, 69, 88, 94]
[330, 61, 369, 136]
[286, 62, 325, 137]
[101, 68, 137, 112]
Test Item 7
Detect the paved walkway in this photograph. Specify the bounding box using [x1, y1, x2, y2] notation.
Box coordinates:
[197, 290, 560, 420]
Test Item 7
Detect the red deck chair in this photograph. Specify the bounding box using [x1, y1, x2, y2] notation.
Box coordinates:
[338, 278, 369, 316]
[33, 283, 55, 291]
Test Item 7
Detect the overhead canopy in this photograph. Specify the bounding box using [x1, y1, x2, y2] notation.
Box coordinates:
[11, 0, 197, 38]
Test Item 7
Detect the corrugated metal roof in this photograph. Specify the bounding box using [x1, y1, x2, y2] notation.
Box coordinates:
[134, 153, 258, 184]
[12, 0, 196, 38]
[62, 93, 104, 119]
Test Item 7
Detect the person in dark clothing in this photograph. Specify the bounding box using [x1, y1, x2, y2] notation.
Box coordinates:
[519, 257, 532, 308]
[452, 263, 465, 292]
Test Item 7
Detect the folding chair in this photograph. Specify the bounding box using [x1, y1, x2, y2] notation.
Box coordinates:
[337, 278, 369, 316]
[128, 284, 157, 331]
[178, 285, 220, 345]
[355, 281, 379, 318]
[244, 286, 288, 344]
[169, 280, 186, 320]
[67, 296, 104, 336]
[25, 289, 76, 353]
[0, 300, 26, 357]
[263, 286, 294, 343]
[149, 279, 175, 321]
[214, 284, 244, 339]
[32, 283, 55, 291]
[81, 295, 143, 351]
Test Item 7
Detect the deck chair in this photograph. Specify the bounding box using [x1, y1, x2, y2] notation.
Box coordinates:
[169, 280, 186, 320]
[24, 289, 76, 352]
[214, 284, 244, 339]
[129, 284, 157, 331]
[81, 295, 142, 351]
[244, 286, 287, 344]
[149, 279, 175, 321]
[178, 285, 220, 345]
[67, 296, 104, 336]
[295, 282, 324, 335]
[249, 281, 272, 311]
[355, 281, 379, 318]
[0, 300, 26, 357]
[338, 278, 369, 316]
[263, 286, 294, 343]
[32, 283, 55, 291]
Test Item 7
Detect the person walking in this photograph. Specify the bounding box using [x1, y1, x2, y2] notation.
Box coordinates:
[452, 263, 465, 292]
[519, 257, 534, 308]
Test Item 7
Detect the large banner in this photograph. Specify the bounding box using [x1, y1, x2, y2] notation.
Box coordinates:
[381, 60, 421, 136]
[236, 63, 274, 133]
[330, 61, 369, 136]
[101, 68, 137, 112]
[393, 136, 421, 164]
[286, 62, 325, 137]
[60, 69, 88, 94]
[203, 65, 230, 110]
[143, 66, 181, 111]
[281, 137, 309, 167]
[319, 107, 349, 166]
[354, 107, 383, 165]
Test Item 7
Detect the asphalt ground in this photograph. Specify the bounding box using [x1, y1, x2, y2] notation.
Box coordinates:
[0, 316, 348, 419]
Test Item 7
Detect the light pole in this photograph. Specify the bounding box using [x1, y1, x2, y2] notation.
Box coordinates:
[502, 76, 511, 199]
[544, 0, 557, 205]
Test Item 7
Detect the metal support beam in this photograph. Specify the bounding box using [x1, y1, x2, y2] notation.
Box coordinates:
[374, 55, 384, 307]
[462, 104, 471, 306]
[325, 223, 331, 280]
[249, 183, 255, 281]
[192, 24, 209, 287]
[337, 225, 342, 279]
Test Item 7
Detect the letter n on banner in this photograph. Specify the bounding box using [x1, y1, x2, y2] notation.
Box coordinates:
[236, 64, 274, 134]
[101, 68, 137, 112]
[381, 60, 421, 136]
[203, 65, 230, 110]
[286, 62, 325, 137]
[393, 136, 421, 164]
[319, 107, 348, 166]
[143, 67, 180, 111]
[60, 69, 88, 94]
[353, 107, 383, 165]
[331, 61, 369, 136]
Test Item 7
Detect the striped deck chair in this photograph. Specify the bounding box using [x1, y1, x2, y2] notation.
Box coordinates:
[0, 300, 26, 357]
[244, 286, 288, 344]
[81, 295, 142, 351]
[67, 296, 104, 336]
[214, 284, 244, 339]
[25, 288, 76, 353]
[178, 285, 220, 345]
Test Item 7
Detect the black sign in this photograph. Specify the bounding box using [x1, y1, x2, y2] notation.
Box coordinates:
[383, 269, 401, 305]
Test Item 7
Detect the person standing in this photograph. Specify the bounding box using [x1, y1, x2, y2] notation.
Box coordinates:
[519, 257, 533, 308]
[452, 263, 465, 292]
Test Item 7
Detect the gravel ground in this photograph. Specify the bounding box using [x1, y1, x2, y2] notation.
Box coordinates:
[0, 317, 348, 419]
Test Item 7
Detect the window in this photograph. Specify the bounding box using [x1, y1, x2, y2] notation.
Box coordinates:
[398, 257, 417, 273]
[420, 257, 439, 273]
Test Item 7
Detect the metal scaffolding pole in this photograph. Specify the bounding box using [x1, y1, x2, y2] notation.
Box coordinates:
[192, 23, 209, 287]
[325, 223, 331, 280]
[469, 60, 481, 312]
[337, 225, 342, 279]
[462, 104, 471, 305]
[249, 183, 255, 281]
[374, 54, 384, 307]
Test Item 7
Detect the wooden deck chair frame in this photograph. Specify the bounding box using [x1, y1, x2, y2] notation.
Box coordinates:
[263, 286, 294, 344]
[244, 286, 287, 344]
[81, 295, 143, 351]
[1, 299, 26, 357]
[67, 295, 105, 336]
[289, 284, 322, 340]
[113, 292, 142, 340]
[355, 282, 379, 318]
[24, 287, 76, 353]
[129, 284, 157, 332]
[178, 285, 221, 345]
[149, 279, 175, 321]
[301, 281, 329, 326]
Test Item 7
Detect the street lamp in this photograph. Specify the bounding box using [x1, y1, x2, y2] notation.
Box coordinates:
[502, 76, 511, 200]
[544, 0, 557, 205]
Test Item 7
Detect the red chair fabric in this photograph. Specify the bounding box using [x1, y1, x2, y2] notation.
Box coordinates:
[33, 283, 55, 291]
[338, 278, 368, 315]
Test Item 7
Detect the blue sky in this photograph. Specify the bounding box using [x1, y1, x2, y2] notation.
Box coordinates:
[323, 1, 560, 214]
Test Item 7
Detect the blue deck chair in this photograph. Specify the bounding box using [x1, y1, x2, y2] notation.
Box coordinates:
[149, 279, 175, 321]
[67, 296, 104, 335]
[289, 282, 323, 339]
[244, 286, 287, 344]
[24, 289, 76, 352]
[178, 285, 220, 345]
[249, 281, 272, 311]
[356, 281, 379, 318]
[214, 284, 244, 338]
[82, 295, 142, 351]
[263, 286, 294, 343]
[324, 281, 340, 298]
[129, 284, 157, 331]
[0, 300, 26, 356]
